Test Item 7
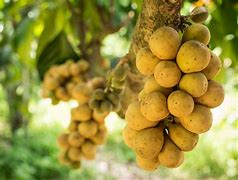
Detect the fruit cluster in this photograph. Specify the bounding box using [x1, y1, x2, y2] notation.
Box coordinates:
[89, 64, 126, 114]
[42, 59, 89, 104]
[57, 97, 108, 169]
[123, 7, 224, 171]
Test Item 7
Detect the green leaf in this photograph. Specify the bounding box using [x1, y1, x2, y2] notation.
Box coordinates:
[37, 32, 78, 80]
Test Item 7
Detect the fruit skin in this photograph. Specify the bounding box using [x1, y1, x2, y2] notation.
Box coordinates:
[92, 110, 108, 123]
[125, 101, 158, 130]
[182, 24, 210, 45]
[90, 130, 107, 145]
[57, 133, 69, 149]
[176, 40, 210, 73]
[55, 87, 70, 101]
[72, 84, 92, 104]
[195, 80, 224, 108]
[122, 125, 138, 149]
[68, 147, 81, 161]
[71, 104, 92, 121]
[81, 141, 97, 155]
[134, 127, 164, 159]
[136, 155, 160, 171]
[190, 6, 209, 23]
[68, 132, 85, 147]
[149, 26, 181, 60]
[140, 92, 169, 122]
[136, 47, 160, 75]
[168, 123, 199, 151]
[44, 76, 60, 90]
[201, 52, 222, 80]
[138, 89, 147, 101]
[144, 75, 173, 96]
[154, 61, 182, 88]
[179, 72, 208, 97]
[78, 120, 98, 138]
[167, 90, 194, 117]
[179, 104, 213, 134]
[158, 135, 184, 168]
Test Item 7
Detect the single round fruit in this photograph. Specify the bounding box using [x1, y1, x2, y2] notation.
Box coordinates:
[71, 104, 92, 121]
[201, 52, 222, 80]
[68, 147, 81, 161]
[179, 104, 213, 134]
[68, 132, 85, 147]
[92, 89, 105, 100]
[140, 92, 169, 121]
[122, 125, 138, 149]
[78, 120, 98, 138]
[92, 110, 108, 123]
[100, 100, 113, 113]
[81, 141, 97, 155]
[90, 130, 107, 145]
[195, 80, 224, 108]
[57, 133, 69, 149]
[136, 156, 160, 171]
[190, 6, 209, 23]
[158, 135, 184, 168]
[176, 40, 210, 73]
[182, 24, 210, 45]
[72, 84, 92, 104]
[136, 47, 160, 75]
[154, 61, 182, 88]
[179, 72, 208, 97]
[44, 76, 60, 90]
[149, 26, 181, 60]
[68, 121, 79, 132]
[144, 75, 173, 96]
[69, 63, 80, 76]
[55, 87, 70, 101]
[125, 101, 158, 130]
[134, 127, 164, 159]
[167, 90, 194, 117]
[78, 60, 89, 72]
[168, 123, 199, 151]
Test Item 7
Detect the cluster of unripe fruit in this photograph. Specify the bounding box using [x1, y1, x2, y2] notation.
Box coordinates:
[89, 64, 126, 114]
[123, 7, 224, 171]
[57, 94, 108, 169]
[42, 59, 90, 104]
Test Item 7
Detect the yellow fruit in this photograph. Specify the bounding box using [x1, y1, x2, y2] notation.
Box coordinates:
[125, 101, 158, 130]
[190, 6, 209, 23]
[98, 124, 107, 132]
[71, 161, 81, 169]
[44, 76, 60, 90]
[167, 90, 194, 117]
[66, 82, 76, 96]
[81, 141, 97, 155]
[58, 151, 70, 165]
[195, 80, 224, 108]
[182, 24, 210, 45]
[201, 52, 222, 80]
[140, 92, 169, 121]
[144, 75, 173, 96]
[55, 87, 70, 101]
[134, 127, 164, 159]
[92, 89, 105, 100]
[71, 104, 92, 121]
[154, 61, 182, 88]
[71, 76, 83, 84]
[90, 130, 107, 145]
[136, 156, 159, 171]
[168, 123, 199, 151]
[179, 72, 208, 97]
[57, 133, 69, 149]
[58, 64, 70, 77]
[78, 60, 89, 72]
[176, 40, 210, 73]
[72, 84, 92, 103]
[100, 100, 113, 113]
[158, 135, 184, 168]
[68, 121, 79, 132]
[68, 147, 81, 161]
[69, 63, 80, 76]
[149, 26, 181, 60]
[89, 77, 105, 89]
[106, 92, 119, 105]
[82, 152, 96, 160]
[179, 104, 213, 134]
[68, 132, 85, 147]
[92, 110, 108, 123]
[78, 120, 98, 138]
[122, 125, 138, 149]
[136, 47, 160, 75]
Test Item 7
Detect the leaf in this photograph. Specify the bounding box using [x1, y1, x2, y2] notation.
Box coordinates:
[37, 32, 78, 80]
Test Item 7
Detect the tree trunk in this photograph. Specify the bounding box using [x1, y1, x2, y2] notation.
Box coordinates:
[120, 0, 183, 115]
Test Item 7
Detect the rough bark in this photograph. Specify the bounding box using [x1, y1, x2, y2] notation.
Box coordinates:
[120, 0, 183, 115]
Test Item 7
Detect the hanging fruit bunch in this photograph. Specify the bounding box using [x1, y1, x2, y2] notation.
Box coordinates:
[89, 63, 127, 115]
[42, 59, 90, 104]
[123, 6, 224, 171]
[56, 77, 108, 169]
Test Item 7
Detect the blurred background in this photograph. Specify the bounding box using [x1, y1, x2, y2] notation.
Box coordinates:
[0, 0, 238, 179]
